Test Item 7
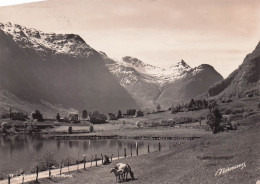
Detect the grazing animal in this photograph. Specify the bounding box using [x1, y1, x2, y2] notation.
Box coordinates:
[110, 168, 124, 183]
[115, 163, 134, 181]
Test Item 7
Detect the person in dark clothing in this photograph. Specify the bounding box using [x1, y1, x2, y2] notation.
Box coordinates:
[103, 155, 111, 165]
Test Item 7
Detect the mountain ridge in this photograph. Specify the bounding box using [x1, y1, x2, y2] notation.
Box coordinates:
[104, 53, 223, 108]
[0, 22, 138, 116]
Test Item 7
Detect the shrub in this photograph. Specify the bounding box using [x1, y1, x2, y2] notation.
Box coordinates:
[224, 109, 232, 115]
[108, 113, 117, 120]
[156, 104, 161, 112]
[0, 113, 10, 119]
[89, 124, 94, 132]
[1, 122, 9, 129]
[30, 151, 59, 172]
[68, 126, 73, 134]
[10, 112, 28, 121]
[135, 121, 140, 128]
[230, 121, 238, 130]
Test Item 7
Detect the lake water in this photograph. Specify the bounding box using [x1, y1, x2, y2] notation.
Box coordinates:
[0, 135, 180, 177]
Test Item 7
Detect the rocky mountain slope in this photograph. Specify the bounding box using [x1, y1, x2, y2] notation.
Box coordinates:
[0, 22, 138, 116]
[104, 54, 223, 108]
[208, 41, 260, 99]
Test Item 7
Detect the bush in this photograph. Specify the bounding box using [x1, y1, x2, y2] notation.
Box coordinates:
[135, 121, 141, 128]
[224, 109, 232, 115]
[108, 113, 117, 120]
[30, 151, 59, 172]
[68, 126, 73, 134]
[89, 124, 94, 132]
[230, 121, 238, 130]
[1, 113, 10, 119]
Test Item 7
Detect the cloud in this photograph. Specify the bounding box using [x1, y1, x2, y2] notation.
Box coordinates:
[0, 0, 46, 7]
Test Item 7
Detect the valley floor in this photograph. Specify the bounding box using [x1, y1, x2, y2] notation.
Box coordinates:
[29, 116, 260, 184]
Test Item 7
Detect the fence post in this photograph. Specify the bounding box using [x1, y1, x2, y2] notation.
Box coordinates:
[22, 175, 24, 184]
[101, 154, 103, 164]
[118, 148, 119, 159]
[159, 142, 161, 151]
[36, 165, 39, 182]
[131, 145, 132, 156]
[8, 175, 11, 184]
[48, 165, 51, 178]
[111, 154, 113, 162]
[124, 148, 126, 157]
[60, 164, 62, 175]
[83, 155, 86, 170]
[136, 145, 139, 156]
[148, 145, 150, 153]
[95, 155, 97, 166]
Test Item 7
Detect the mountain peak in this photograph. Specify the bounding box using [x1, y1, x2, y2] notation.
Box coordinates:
[170, 60, 191, 69]
[122, 56, 145, 67]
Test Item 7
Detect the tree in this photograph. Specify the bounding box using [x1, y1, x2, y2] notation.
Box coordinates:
[117, 110, 122, 119]
[9, 107, 12, 120]
[56, 113, 60, 122]
[189, 99, 196, 110]
[89, 110, 107, 124]
[156, 104, 161, 112]
[135, 110, 144, 117]
[82, 110, 88, 119]
[32, 110, 43, 122]
[206, 108, 222, 134]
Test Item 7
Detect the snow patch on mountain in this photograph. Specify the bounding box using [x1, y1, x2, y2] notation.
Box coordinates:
[105, 55, 192, 87]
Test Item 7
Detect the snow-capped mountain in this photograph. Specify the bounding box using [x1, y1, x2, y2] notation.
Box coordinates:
[104, 54, 223, 108]
[0, 22, 138, 116]
[106, 56, 191, 86]
[0, 22, 94, 58]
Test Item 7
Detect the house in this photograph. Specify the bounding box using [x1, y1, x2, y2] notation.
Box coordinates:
[69, 113, 79, 122]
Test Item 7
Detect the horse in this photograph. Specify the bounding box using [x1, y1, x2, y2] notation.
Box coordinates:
[110, 168, 124, 183]
[115, 163, 134, 181]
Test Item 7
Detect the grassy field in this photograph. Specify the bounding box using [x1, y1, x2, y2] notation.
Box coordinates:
[28, 113, 260, 184]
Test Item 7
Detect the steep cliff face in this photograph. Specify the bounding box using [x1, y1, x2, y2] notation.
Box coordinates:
[0, 23, 138, 116]
[208, 42, 260, 98]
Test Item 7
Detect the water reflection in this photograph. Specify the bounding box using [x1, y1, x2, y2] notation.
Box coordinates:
[0, 135, 179, 175]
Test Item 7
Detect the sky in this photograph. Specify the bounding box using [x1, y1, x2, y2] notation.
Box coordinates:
[0, 0, 259, 78]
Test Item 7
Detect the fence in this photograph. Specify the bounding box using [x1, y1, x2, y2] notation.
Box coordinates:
[0, 142, 163, 184]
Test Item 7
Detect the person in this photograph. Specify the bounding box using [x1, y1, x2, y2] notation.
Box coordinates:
[103, 155, 111, 165]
